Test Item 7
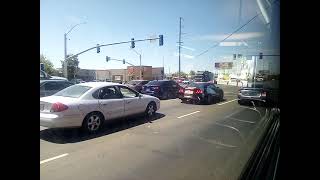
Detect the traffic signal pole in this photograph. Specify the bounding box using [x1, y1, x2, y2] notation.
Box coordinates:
[64, 37, 163, 61]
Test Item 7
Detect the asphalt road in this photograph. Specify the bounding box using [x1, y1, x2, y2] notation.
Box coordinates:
[40, 85, 269, 180]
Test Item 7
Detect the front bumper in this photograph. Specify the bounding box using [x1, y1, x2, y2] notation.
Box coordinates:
[40, 113, 83, 128]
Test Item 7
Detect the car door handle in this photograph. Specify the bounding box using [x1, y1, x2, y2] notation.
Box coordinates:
[102, 103, 108, 106]
[126, 101, 132, 104]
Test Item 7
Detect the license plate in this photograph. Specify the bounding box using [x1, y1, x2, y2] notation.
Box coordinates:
[185, 90, 193, 94]
[40, 104, 44, 111]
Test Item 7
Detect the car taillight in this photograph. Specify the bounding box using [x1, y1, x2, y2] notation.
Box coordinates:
[179, 88, 184, 93]
[51, 102, 68, 112]
[194, 89, 203, 94]
[261, 92, 267, 97]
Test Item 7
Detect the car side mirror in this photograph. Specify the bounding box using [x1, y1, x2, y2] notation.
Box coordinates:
[138, 94, 142, 98]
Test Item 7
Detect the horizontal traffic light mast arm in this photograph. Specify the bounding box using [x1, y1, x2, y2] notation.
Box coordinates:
[65, 37, 161, 61]
[247, 54, 280, 57]
[109, 58, 136, 66]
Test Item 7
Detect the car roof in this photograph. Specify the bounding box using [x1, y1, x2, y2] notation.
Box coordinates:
[40, 79, 69, 83]
[78, 82, 121, 88]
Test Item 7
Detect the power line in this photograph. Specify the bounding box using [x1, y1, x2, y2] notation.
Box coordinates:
[195, 0, 278, 58]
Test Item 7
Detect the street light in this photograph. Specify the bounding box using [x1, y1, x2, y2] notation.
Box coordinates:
[131, 49, 142, 80]
[64, 22, 87, 78]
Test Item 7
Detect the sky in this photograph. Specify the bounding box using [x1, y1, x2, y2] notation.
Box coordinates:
[40, 0, 279, 74]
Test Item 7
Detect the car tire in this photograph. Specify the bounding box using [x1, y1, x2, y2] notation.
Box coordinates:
[206, 95, 213, 105]
[145, 102, 157, 118]
[162, 91, 169, 100]
[81, 112, 104, 134]
[238, 100, 243, 105]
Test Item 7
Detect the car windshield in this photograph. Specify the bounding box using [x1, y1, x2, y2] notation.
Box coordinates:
[146, 81, 165, 85]
[54, 85, 91, 98]
[126, 80, 140, 85]
[41, 0, 279, 179]
[187, 82, 208, 89]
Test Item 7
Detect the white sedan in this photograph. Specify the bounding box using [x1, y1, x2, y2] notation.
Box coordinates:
[40, 82, 160, 133]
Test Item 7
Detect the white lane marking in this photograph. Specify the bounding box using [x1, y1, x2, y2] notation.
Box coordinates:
[224, 92, 237, 94]
[40, 153, 69, 165]
[217, 99, 238, 106]
[228, 117, 256, 124]
[177, 111, 200, 119]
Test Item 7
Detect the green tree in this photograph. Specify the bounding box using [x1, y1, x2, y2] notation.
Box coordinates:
[40, 54, 58, 75]
[61, 54, 80, 80]
[189, 70, 195, 76]
[172, 71, 187, 78]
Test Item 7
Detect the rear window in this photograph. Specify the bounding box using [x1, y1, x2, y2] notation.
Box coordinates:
[146, 81, 165, 85]
[126, 81, 140, 85]
[54, 85, 92, 98]
[188, 82, 208, 89]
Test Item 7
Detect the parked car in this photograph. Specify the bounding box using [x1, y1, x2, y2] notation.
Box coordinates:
[70, 79, 86, 84]
[40, 79, 74, 97]
[40, 82, 160, 133]
[40, 70, 67, 80]
[141, 80, 179, 100]
[179, 82, 224, 104]
[125, 80, 150, 93]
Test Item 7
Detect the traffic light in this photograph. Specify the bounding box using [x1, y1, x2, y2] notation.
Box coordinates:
[97, 44, 100, 53]
[259, 52, 263, 59]
[106, 56, 110, 62]
[159, 35, 163, 46]
[40, 63, 45, 71]
[131, 38, 135, 48]
[233, 54, 236, 60]
[123, 59, 125, 64]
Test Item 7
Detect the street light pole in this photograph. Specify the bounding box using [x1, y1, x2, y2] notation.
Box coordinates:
[63, 22, 86, 79]
[131, 49, 142, 80]
[139, 54, 142, 80]
[64, 33, 67, 78]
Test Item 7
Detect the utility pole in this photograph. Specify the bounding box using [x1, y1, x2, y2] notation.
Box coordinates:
[178, 17, 182, 79]
[64, 33, 67, 78]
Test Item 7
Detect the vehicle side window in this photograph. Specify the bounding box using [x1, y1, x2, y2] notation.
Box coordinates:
[56, 81, 72, 90]
[141, 81, 149, 85]
[44, 82, 58, 91]
[207, 85, 216, 94]
[96, 87, 121, 99]
[119, 86, 138, 98]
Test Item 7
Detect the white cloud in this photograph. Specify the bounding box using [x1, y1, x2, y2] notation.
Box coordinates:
[193, 32, 264, 41]
[176, 45, 196, 51]
[219, 41, 249, 47]
[173, 53, 194, 59]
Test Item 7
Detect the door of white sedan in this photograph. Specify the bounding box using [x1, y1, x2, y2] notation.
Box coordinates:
[97, 86, 125, 119]
[118, 86, 145, 116]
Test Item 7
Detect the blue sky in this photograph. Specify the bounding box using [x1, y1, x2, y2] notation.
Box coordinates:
[41, 0, 277, 73]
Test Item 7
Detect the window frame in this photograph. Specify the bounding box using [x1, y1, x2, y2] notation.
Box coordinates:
[92, 86, 122, 100]
[117, 85, 139, 98]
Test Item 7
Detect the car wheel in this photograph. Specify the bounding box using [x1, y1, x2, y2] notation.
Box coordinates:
[145, 102, 157, 118]
[162, 91, 169, 100]
[82, 112, 104, 133]
[238, 100, 243, 105]
[206, 95, 212, 105]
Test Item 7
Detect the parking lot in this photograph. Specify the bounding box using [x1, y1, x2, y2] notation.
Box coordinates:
[40, 85, 268, 180]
